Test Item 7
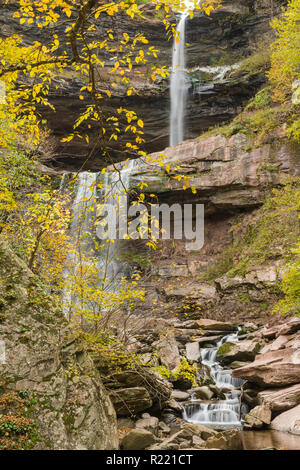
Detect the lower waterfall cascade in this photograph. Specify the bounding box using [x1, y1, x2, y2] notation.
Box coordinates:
[183, 331, 247, 429]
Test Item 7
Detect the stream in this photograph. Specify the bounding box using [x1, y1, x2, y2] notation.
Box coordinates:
[183, 331, 246, 429]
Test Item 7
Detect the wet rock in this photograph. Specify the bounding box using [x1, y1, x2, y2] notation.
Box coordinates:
[171, 390, 190, 401]
[217, 339, 263, 364]
[110, 387, 152, 416]
[153, 334, 180, 371]
[186, 342, 201, 362]
[271, 404, 300, 435]
[258, 384, 300, 413]
[232, 348, 300, 387]
[244, 405, 271, 429]
[121, 428, 157, 450]
[194, 386, 214, 400]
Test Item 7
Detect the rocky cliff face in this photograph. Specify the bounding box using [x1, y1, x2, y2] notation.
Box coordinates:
[0, 240, 118, 450]
[0, 0, 286, 170]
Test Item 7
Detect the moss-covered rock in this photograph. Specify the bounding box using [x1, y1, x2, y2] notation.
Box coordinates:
[0, 240, 118, 450]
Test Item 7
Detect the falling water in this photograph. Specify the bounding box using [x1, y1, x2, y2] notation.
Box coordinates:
[61, 161, 139, 317]
[183, 331, 245, 429]
[61, 172, 97, 318]
[169, 12, 188, 147]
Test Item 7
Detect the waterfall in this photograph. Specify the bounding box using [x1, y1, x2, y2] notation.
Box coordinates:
[61, 160, 140, 318]
[61, 172, 97, 318]
[169, 12, 188, 147]
[183, 331, 246, 429]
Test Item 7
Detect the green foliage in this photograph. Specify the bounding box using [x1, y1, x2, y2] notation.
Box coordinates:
[268, 0, 300, 102]
[204, 183, 300, 280]
[153, 358, 197, 384]
[273, 239, 300, 316]
[245, 87, 272, 111]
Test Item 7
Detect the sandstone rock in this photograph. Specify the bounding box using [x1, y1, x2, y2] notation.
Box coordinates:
[183, 319, 236, 331]
[271, 405, 300, 435]
[258, 384, 300, 413]
[180, 422, 217, 440]
[118, 418, 135, 429]
[149, 430, 185, 450]
[276, 318, 300, 337]
[194, 386, 214, 400]
[136, 416, 159, 434]
[192, 435, 205, 448]
[158, 421, 171, 433]
[122, 428, 156, 450]
[110, 387, 152, 416]
[244, 405, 271, 429]
[229, 361, 251, 369]
[186, 342, 201, 362]
[0, 240, 118, 450]
[232, 348, 300, 387]
[165, 399, 183, 413]
[204, 430, 243, 450]
[104, 368, 171, 410]
[260, 335, 289, 354]
[153, 334, 180, 371]
[171, 390, 190, 401]
[218, 339, 262, 364]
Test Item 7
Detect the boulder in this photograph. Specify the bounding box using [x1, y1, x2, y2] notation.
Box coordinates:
[276, 318, 300, 337]
[171, 390, 190, 401]
[121, 429, 156, 450]
[258, 384, 300, 413]
[229, 361, 251, 369]
[232, 348, 300, 387]
[136, 416, 159, 434]
[260, 335, 289, 354]
[104, 369, 171, 410]
[244, 405, 271, 429]
[194, 386, 214, 400]
[217, 339, 262, 364]
[180, 422, 218, 440]
[110, 387, 152, 416]
[165, 399, 183, 413]
[153, 334, 180, 371]
[271, 405, 300, 435]
[204, 430, 243, 450]
[186, 342, 201, 362]
[0, 240, 118, 450]
[158, 421, 171, 433]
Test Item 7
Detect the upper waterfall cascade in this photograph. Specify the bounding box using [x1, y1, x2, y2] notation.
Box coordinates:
[169, 12, 188, 147]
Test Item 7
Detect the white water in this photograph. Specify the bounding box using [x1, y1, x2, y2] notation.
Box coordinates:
[61, 161, 138, 318]
[169, 12, 188, 147]
[183, 332, 245, 429]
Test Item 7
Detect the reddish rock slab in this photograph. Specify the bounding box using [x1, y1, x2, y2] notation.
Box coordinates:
[232, 348, 300, 387]
[271, 404, 300, 435]
[258, 384, 300, 413]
